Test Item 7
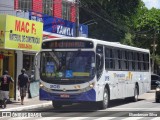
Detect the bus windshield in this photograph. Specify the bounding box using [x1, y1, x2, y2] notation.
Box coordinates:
[40, 51, 95, 82]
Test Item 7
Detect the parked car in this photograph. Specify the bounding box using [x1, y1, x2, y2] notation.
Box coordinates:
[155, 81, 160, 103]
[151, 74, 160, 89]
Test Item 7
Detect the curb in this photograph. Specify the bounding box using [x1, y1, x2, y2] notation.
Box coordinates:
[147, 90, 155, 93]
[0, 102, 52, 111]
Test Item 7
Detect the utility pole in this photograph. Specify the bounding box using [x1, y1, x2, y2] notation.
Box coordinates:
[151, 30, 157, 73]
[75, 0, 79, 37]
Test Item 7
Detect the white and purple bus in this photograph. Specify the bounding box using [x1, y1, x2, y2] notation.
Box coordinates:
[36, 37, 151, 109]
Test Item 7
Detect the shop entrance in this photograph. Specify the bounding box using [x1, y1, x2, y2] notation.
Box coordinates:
[3, 56, 9, 72]
[0, 50, 15, 100]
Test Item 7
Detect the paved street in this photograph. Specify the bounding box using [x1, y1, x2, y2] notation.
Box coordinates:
[1, 90, 160, 120]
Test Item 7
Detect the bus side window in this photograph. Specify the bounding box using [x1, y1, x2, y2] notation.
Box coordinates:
[117, 49, 122, 70]
[96, 45, 104, 80]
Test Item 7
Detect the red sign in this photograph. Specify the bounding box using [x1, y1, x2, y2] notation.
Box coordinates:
[60, 94, 70, 98]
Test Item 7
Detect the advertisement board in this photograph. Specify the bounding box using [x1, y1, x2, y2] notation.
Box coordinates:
[0, 15, 43, 51]
[29, 12, 88, 37]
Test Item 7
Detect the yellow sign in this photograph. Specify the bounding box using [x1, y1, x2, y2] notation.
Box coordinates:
[0, 15, 6, 48]
[0, 15, 43, 51]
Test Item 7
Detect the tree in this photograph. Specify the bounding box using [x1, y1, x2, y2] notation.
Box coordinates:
[133, 7, 160, 73]
[79, 0, 160, 73]
[121, 32, 134, 46]
[79, 0, 141, 42]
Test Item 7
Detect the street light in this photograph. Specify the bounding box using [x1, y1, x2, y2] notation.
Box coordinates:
[151, 29, 159, 73]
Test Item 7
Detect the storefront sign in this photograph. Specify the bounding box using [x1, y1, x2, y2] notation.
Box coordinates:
[0, 15, 43, 51]
[29, 12, 88, 37]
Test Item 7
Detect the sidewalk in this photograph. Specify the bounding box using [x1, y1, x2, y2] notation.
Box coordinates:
[0, 90, 155, 112]
[0, 96, 52, 111]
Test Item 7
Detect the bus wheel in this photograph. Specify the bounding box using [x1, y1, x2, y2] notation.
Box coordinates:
[52, 101, 62, 109]
[99, 88, 109, 109]
[132, 85, 138, 102]
[156, 99, 159, 103]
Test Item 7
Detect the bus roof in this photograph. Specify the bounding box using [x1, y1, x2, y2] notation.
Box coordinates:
[43, 37, 150, 53]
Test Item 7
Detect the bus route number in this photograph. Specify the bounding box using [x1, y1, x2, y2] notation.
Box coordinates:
[50, 84, 60, 89]
[105, 76, 110, 81]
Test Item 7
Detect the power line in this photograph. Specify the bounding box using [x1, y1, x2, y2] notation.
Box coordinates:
[80, 10, 124, 37]
[80, 1, 127, 33]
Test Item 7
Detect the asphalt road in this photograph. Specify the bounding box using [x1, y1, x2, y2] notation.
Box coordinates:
[1, 90, 160, 120]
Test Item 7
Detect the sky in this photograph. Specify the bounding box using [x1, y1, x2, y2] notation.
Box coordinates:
[142, 0, 160, 9]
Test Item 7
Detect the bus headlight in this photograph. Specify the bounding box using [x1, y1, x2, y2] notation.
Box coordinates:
[40, 83, 44, 87]
[156, 87, 160, 91]
[89, 82, 95, 88]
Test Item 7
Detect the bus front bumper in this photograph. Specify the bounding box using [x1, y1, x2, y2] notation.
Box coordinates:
[39, 88, 96, 102]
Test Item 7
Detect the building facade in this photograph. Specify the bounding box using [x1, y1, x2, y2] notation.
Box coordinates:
[14, 0, 76, 22]
[0, 0, 88, 100]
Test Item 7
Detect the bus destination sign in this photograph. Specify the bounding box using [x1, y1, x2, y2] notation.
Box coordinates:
[42, 40, 93, 49]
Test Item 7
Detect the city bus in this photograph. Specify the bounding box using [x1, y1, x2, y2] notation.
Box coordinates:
[36, 37, 151, 109]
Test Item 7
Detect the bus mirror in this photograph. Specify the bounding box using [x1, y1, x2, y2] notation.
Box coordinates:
[96, 53, 102, 58]
[96, 53, 102, 61]
[96, 53, 102, 67]
[34, 52, 39, 67]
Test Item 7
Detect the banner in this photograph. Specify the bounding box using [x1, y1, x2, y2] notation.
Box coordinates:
[29, 12, 88, 37]
[0, 15, 43, 51]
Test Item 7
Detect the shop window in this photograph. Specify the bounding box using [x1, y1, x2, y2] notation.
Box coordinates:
[43, 0, 53, 16]
[23, 54, 35, 81]
[18, 0, 32, 11]
[62, 0, 71, 20]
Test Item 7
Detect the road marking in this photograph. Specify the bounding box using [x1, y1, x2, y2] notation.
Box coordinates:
[95, 117, 116, 120]
[151, 117, 160, 120]
[104, 108, 160, 110]
[122, 117, 143, 120]
[5, 116, 160, 120]
[67, 117, 93, 120]
[6, 117, 32, 120]
[67, 117, 116, 120]
[125, 117, 160, 120]
[33, 117, 62, 120]
[64, 110, 129, 119]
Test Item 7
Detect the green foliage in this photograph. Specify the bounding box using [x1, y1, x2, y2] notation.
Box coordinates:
[155, 55, 160, 65]
[135, 8, 160, 32]
[79, 0, 141, 41]
[133, 7, 160, 56]
[121, 32, 134, 46]
[79, 0, 160, 67]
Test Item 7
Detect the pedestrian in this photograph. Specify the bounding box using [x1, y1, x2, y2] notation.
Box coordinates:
[0, 70, 14, 109]
[18, 68, 29, 105]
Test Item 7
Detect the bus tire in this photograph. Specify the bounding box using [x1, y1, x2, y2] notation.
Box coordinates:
[98, 88, 109, 109]
[52, 101, 62, 109]
[131, 85, 138, 102]
[156, 99, 159, 103]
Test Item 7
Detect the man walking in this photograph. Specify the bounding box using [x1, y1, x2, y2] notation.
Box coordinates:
[18, 68, 29, 105]
[0, 71, 14, 108]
